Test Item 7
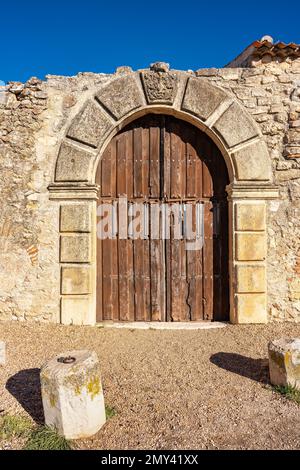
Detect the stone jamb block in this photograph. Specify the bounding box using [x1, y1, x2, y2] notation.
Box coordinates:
[60, 203, 92, 233]
[60, 235, 91, 263]
[61, 266, 91, 295]
[61, 296, 93, 325]
[235, 203, 266, 231]
[235, 293, 267, 323]
[236, 264, 266, 293]
[235, 233, 266, 261]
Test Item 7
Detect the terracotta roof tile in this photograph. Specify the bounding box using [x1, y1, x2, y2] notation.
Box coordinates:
[226, 38, 300, 67]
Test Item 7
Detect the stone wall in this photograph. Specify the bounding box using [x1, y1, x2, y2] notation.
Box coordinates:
[196, 61, 300, 322]
[0, 59, 299, 323]
[0, 73, 111, 321]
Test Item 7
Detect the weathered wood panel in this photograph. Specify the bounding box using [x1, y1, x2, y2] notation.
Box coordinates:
[96, 114, 229, 322]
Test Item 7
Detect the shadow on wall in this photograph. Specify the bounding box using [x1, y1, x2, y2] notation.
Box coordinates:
[210, 352, 270, 384]
[6, 368, 44, 424]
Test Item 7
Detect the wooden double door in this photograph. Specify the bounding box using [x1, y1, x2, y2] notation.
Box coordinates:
[96, 114, 229, 322]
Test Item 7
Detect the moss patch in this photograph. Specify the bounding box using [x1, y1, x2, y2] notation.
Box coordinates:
[24, 426, 72, 450]
[0, 414, 32, 440]
[274, 384, 300, 405]
[87, 375, 101, 399]
[105, 405, 116, 420]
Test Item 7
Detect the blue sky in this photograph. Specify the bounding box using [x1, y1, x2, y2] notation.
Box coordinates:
[1, 0, 300, 83]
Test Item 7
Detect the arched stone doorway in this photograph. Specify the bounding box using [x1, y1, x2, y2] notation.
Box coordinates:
[96, 114, 229, 322]
[48, 66, 278, 325]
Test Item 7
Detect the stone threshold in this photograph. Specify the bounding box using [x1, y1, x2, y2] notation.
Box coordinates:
[96, 321, 228, 330]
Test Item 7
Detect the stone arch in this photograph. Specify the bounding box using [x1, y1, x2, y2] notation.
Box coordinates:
[49, 67, 278, 326]
[54, 69, 272, 185]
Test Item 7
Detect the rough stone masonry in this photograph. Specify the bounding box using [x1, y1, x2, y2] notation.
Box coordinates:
[0, 36, 300, 324]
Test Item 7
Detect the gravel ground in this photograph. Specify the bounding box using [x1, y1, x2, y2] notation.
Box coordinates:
[0, 321, 300, 450]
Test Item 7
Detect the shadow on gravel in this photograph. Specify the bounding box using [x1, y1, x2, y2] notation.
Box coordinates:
[210, 352, 270, 384]
[6, 368, 44, 424]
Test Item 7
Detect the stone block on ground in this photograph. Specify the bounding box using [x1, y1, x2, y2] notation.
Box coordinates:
[40, 350, 106, 439]
[268, 338, 300, 390]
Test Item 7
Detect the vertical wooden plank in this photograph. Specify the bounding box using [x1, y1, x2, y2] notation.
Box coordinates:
[143, 209, 151, 321]
[142, 125, 150, 197]
[133, 238, 145, 320]
[149, 228, 165, 320]
[101, 139, 117, 197]
[149, 123, 160, 198]
[165, 116, 173, 321]
[168, 204, 182, 321]
[180, 226, 190, 321]
[202, 162, 212, 198]
[96, 217, 103, 322]
[101, 236, 111, 320]
[163, 121, 171, 199]
[118, 237, 134, 321]
[110, 237, 119, 321]
[195, 133, 203, 198]
[149, 117, 166, 321]
[170, 122, 182, 198]
[209, 142, 229, 321]
[165, 234, 171, 322]
[133, 127, 142, 198]
[116, 133, 127, 197]
[101, 236, 118, 321]
[212, 200, 222, 319]
[186, 202, 204, 320]
[126, 128, 134, 199]
[201, 135, 213, 199]
[186, 133, 197, 198]
[222, 199, 230, 320]
[215, 198, 230, 321]
[203, 201, 213, 320]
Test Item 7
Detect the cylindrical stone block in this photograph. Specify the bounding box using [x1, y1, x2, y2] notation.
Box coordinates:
[268, 338, 300, 390]
[40, 350, 106, 439]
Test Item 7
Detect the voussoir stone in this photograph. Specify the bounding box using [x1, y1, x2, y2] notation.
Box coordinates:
[182, 77, 228, 120]
[214, 102, 259, 148]
[268, 338, 300, 390]
[40, 350, 106, 439]
[231, 139, 272, 181]
[55, 142, 94, 182]
[67, 100, 113, 148]
[141, 71, 178, 104]
[96, 74, 144, 120]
